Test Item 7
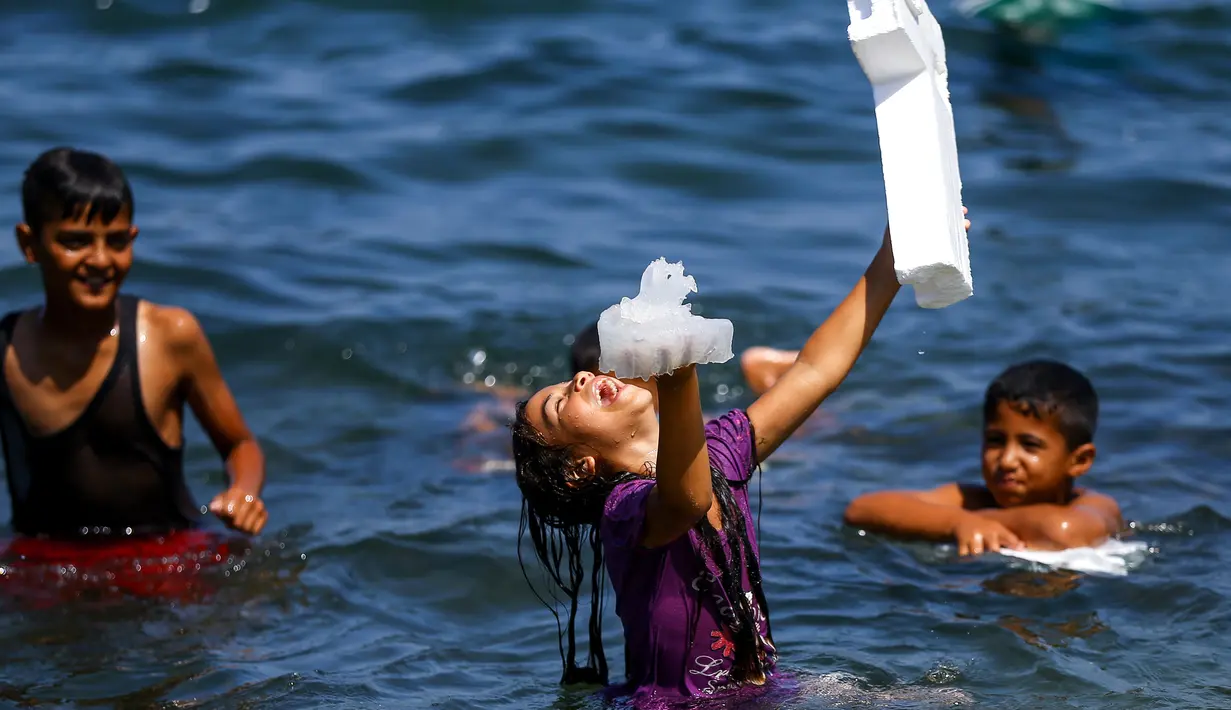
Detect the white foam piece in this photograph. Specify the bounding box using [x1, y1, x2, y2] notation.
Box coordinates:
[597, 258, 734, 380]
[848, 0, 972, 309]
[998, 539, 1150, 577]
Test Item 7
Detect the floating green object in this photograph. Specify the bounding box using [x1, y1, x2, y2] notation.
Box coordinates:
[955, 0, 1122, 27]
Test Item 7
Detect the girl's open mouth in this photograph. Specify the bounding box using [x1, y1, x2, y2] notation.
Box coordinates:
[595, 377, 620, 407]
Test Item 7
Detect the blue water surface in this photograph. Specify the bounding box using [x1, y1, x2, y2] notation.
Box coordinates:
[1, 1, 1228, 707]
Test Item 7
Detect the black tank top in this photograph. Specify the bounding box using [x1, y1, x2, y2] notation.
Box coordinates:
[0, 295, 201, 537]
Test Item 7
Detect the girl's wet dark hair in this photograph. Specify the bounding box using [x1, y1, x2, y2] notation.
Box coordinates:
[22, 147, 134, 234]
[511, 400, 773, 688]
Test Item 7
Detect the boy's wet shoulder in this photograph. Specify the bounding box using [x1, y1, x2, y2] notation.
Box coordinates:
[137, 301, 209, 352]
[1071, 487, 1123, 518]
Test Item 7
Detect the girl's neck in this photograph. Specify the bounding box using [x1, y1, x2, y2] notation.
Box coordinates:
[611, 441, 658, 478]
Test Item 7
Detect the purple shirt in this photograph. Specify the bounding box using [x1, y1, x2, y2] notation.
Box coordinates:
[601, 409, 776, 706]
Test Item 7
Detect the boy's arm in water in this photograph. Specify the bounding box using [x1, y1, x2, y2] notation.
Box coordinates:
[845, 483, 1023, 555]
[641, 365, 713, 548]
[745, 224, 902, 463]
[844, 483, 1122, 555]
[974, 490, 1122, 551]
[157, 306, 268, 535]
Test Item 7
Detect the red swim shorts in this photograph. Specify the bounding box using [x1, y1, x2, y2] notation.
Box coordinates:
[0, 529, 245, 607]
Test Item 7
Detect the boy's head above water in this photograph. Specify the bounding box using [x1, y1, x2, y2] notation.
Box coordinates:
[981, 359, 1098, 508]
[16, 147, 137, 312]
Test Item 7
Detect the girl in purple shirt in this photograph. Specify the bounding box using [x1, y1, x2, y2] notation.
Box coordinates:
[512, 214, 971, 705]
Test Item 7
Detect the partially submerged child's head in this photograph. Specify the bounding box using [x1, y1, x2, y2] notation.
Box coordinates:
[981, 359, 1098, 507]
[569, 320, 601, 375]
[17, 147, 137, 311]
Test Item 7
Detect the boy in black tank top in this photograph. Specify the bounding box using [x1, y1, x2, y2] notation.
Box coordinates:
[0, 147, 267, 539]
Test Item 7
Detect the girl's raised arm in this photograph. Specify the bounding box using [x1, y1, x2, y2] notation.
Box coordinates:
[747, 226, 900, 463]
[747, 213, 969, 463]
[640, 365, 712, 548]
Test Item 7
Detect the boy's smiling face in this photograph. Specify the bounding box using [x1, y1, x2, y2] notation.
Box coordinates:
[16, 207, 138, 312]
[981, 399, 1095, 507]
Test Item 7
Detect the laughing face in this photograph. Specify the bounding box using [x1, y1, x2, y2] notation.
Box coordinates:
[18, 206, 137, 312]
[523, 370, 659, 477]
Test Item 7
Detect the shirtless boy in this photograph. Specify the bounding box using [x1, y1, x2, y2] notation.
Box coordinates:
[1, 147, 267, 538]
[844, 359, 1122, 555]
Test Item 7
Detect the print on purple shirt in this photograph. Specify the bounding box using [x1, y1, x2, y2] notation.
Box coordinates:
[601, 408, 776, 703]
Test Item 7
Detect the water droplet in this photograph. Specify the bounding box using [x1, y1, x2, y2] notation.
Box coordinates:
[521, 375, 533, 386]
[505, 362, 517, 374]
[716, 384, 729, 396]
[917, 350, 925, 355]
[470, 350, 487, 367]
[484, 375, 496, 387]
[341, 348, 353, 360]
[284, 339, 295, 351]
[397, 342, 407, 354]
[188, 0, 210, 13]
[563, 334, 576, 346]
[96, 0, 113, 9]
[462, 372, 475, 385]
